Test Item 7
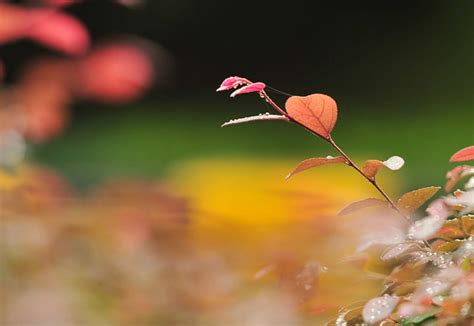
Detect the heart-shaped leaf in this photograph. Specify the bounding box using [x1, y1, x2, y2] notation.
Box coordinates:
[450, 145, 474, 162]
[338, 198, 388, 216]
[221, 114, 288, 127]
[285, 94, 337, 139]
[286, 156, 347, 180]
[397, 186, 440, 214]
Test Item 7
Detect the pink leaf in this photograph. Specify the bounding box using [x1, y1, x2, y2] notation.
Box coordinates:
[221, 114, 288, 127]
[450, 145, 474, 162]
[338, 198, 388, 216]
[229, 82, 266, 97]
[216, 76, 249, 92]
[286, 156, 347, 180]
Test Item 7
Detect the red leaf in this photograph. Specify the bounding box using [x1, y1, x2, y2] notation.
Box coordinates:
[286, 156, 347, 180]
[285, 94, 337, 139]
[338, 198, 388, 216]
[450, 146, 474, 162]
[221, 114, 288, 127]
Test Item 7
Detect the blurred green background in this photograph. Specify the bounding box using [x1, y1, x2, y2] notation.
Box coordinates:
[4, 0, 471, 190]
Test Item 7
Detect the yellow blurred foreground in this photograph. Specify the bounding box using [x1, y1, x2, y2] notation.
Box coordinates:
[1, 159, 399, 324]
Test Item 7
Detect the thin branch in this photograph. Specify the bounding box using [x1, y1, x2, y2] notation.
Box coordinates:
[260, 91, 288, 116]
[259, 89, 404, 216]
[327, 136, 402, 215]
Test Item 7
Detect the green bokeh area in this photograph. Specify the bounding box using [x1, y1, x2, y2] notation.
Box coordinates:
[32, 98, 472, 192]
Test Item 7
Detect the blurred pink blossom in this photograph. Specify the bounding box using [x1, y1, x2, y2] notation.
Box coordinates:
[0, 3, 89, 55]
[76, 43, 155, 103]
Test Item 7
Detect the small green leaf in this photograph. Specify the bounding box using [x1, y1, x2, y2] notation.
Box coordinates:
[400, 308, 439, 325]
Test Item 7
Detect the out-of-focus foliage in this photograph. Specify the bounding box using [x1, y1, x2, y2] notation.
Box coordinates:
[1, 161, 395, 324]
[217, 74, 474, 324]
[328, 150, 474, 325]
[0, 1, 160, 144]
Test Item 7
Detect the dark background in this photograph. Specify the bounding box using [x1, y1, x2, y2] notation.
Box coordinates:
[4, 1, 474, 103]
[2, 0, 473, 189]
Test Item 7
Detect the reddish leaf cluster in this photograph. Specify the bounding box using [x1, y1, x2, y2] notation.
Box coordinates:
[218, 75, 474, 325]
[217, 75, 405, 212]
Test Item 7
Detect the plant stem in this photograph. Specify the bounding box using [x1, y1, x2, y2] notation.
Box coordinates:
[327, 136, 401, 214]
[261, 91, 288, 116]
[260, 90, 403, 216]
